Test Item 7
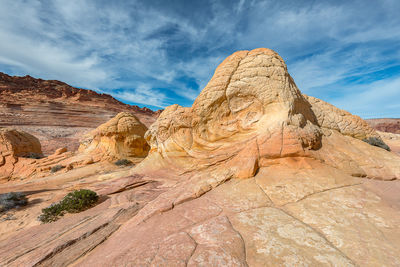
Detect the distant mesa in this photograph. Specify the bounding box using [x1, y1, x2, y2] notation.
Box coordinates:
[367, 118, 400, 134]
[0, 72, 153, 114]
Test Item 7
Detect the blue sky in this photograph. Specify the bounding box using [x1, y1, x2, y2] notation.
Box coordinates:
[0, 0, 399, 118]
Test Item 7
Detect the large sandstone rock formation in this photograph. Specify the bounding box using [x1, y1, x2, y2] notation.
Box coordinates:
[79, 112, 149, 161]
[0, 72, 159, 155]
[1, 49, 400, 266]
[144, 48, 399, 180]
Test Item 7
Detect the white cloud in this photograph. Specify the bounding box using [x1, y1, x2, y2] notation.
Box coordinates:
[331, 76, 400, 118]
[115, 84, 169, 108]
[0, 27, 109, 88]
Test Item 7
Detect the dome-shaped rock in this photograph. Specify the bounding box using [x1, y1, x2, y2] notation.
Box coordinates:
[143, 48, 400, 180]
[79, 112, 149, 161]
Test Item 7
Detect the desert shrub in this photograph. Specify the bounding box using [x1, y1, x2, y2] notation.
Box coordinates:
[362, 137, 391, 151]
[0, 192, 28, 213]
[38, 189, 98, 223]
[115, 159, 132, 166]
[60, 189, 99, 213]
[51, 165, 65, 173]
[24, 152, 43, 159]
[38, 203, 66, 223]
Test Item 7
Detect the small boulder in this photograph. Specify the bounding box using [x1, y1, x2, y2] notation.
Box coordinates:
[0, 128, 43, 180]
[0, 128, 43, 159]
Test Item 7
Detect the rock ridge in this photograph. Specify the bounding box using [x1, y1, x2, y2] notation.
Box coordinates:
[0, 72, 155, 115]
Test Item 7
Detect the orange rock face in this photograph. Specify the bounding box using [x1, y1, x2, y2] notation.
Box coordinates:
[0, 72, 159, 155]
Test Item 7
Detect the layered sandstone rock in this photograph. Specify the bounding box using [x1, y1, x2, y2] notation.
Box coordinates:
[1, 49, 400, 267]
[143, 48, 399, 180]
[0, 72, 159, 155]
[79, 112, 149, 161]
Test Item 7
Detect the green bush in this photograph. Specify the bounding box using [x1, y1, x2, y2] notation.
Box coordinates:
[38, 203, 66, 223]
[0, 192, 28, 213]
[362, 137, 391, 151]
[51, 165, 65, 173]
[38, 189, 99, 223]
[115, 159, 132, 166]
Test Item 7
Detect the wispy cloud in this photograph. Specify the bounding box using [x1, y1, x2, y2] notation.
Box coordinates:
[0, 0, 399, 116]
[114, 84, 168, 109]
[331, 76, 400, 118]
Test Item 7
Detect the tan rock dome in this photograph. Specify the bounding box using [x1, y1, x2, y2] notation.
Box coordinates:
[79, 112, 149, 161]
[143, 48, 400, 180]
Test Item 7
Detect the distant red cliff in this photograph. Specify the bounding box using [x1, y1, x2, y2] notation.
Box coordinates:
[0, 72, 160, 154]
[366, 118, 400, 134]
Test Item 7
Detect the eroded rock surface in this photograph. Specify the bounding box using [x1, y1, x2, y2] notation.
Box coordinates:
[79, 112, 149, 161]
[0, 48, 399, 267]
[143, 48, 399, 181]
[0, 128, 42, 158]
